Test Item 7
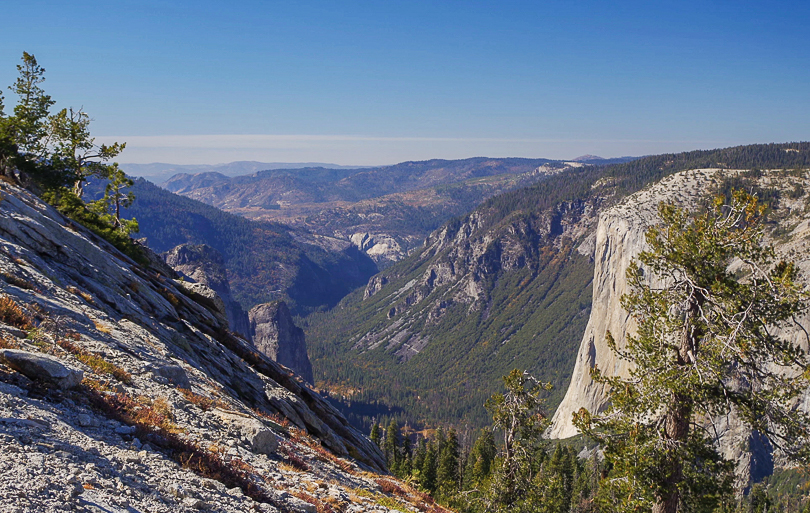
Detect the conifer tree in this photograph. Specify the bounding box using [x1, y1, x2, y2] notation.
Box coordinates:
[369, 422, 381, 448]
[420, 440, 439, 493]
[464, 429, 496, 490]
[483, 368, 551, 512]
[437, 428, 460, 495]
[48, 106, 125, 198]
[8, 52, 53, 160]
[384, 419, 400, 468]
[574, 190, 810, 512]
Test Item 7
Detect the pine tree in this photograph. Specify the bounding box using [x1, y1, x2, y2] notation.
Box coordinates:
[574, 190, 810, 512]
[420, 441, 438, 493]
[384, 419, 400, 470]
[437, 428, 460, 495]
[483, 368, 551, 512]
[369, 422, 381, 448]
[8, 52, 53, 159]
[464, 429, 496, 490]
[48, 106, 125, 198]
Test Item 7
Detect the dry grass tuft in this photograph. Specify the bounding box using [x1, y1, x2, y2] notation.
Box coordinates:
[178, 388, 227, 411]
[291, 491, 337, 513]
[278, 442, 309, 472]
[58, 339, 132, 384]
[66, 286, 94, 304]
[80, 381, 281, 508]
[0, 295, 33, 330]
[375, 478, 407, 497]
[92, 320, 111, 334]
[1, 271, 36, 291]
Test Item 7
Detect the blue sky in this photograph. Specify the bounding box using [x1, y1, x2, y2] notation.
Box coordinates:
[1, 0, 808, 166]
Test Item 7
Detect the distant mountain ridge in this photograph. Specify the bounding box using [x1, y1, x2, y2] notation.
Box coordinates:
[118, 179, 379, 314]
[160, 157, 575, 266]
[119, 160, 368, 184]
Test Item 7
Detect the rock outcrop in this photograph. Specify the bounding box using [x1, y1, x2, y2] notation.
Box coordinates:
[249, 301, 314, 385]
[350, 232, 406, 264]
[163, 243, 251, 337]
[0, 182, 420, 512]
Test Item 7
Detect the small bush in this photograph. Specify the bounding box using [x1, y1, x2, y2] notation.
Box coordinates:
[0, 334, 20, 349]
[375, 478, 406, 497]
[1, 271, 36, 291]
[278, 443, 309, 471]
[179, 388, 227, 411]
[0, 295, 33, 329]
[57, 339, 132, 384]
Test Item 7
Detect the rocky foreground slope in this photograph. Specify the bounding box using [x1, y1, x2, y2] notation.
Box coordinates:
[549, 167, 810, 480]
[0, 182, 448, 513]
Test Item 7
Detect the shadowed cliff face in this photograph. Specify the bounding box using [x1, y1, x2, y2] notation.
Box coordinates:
[163, 243, 251, 338]
[549, 168, 810, 485]
[249, 301, 314, 385]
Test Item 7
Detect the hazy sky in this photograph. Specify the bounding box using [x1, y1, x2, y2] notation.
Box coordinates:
[1, 1, 808, 166]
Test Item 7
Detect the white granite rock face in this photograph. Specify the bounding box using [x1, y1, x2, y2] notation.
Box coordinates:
[548, 168, 810, 482]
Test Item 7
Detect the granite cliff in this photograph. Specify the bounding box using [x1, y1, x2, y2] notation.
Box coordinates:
[249, 302, 314, 385]
[549, 167, 810, 482]
[163, 243, 251, 338]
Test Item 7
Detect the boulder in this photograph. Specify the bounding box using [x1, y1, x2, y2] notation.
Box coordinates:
[151, 364, 191, 389]
[214, 410, 279, 456]
[0, 349, 83, 389]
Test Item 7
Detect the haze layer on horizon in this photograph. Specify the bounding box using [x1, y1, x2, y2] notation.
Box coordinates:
[99, 134, 748, 167]
[2, 1, 808, 166]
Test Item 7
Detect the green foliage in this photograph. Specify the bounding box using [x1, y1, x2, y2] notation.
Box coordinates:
[48, 106, 125, 197]
[574, 190, 810, 511]
[400, 371, 601, 513]
[437, 428, 460, 495]
[370, 422, 381, 447]
[44, 187, 144, 263]
[0, 52, 139, 260]
[384, 419, 400, 466]
[463, 429, 496, 490]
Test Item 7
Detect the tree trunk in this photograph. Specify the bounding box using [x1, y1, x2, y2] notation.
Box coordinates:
[653, 297, 701, 513]
[653, 396, 690, 513]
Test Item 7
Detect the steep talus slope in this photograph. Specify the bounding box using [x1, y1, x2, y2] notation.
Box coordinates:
[549, 167, 810, 482]
[0, 182, 452, 512]
[306, 143, 810, 431]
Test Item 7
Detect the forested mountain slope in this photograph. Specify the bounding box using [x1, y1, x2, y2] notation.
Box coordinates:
[304, 143, 810, 431]
[121, 179, 378, 314]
